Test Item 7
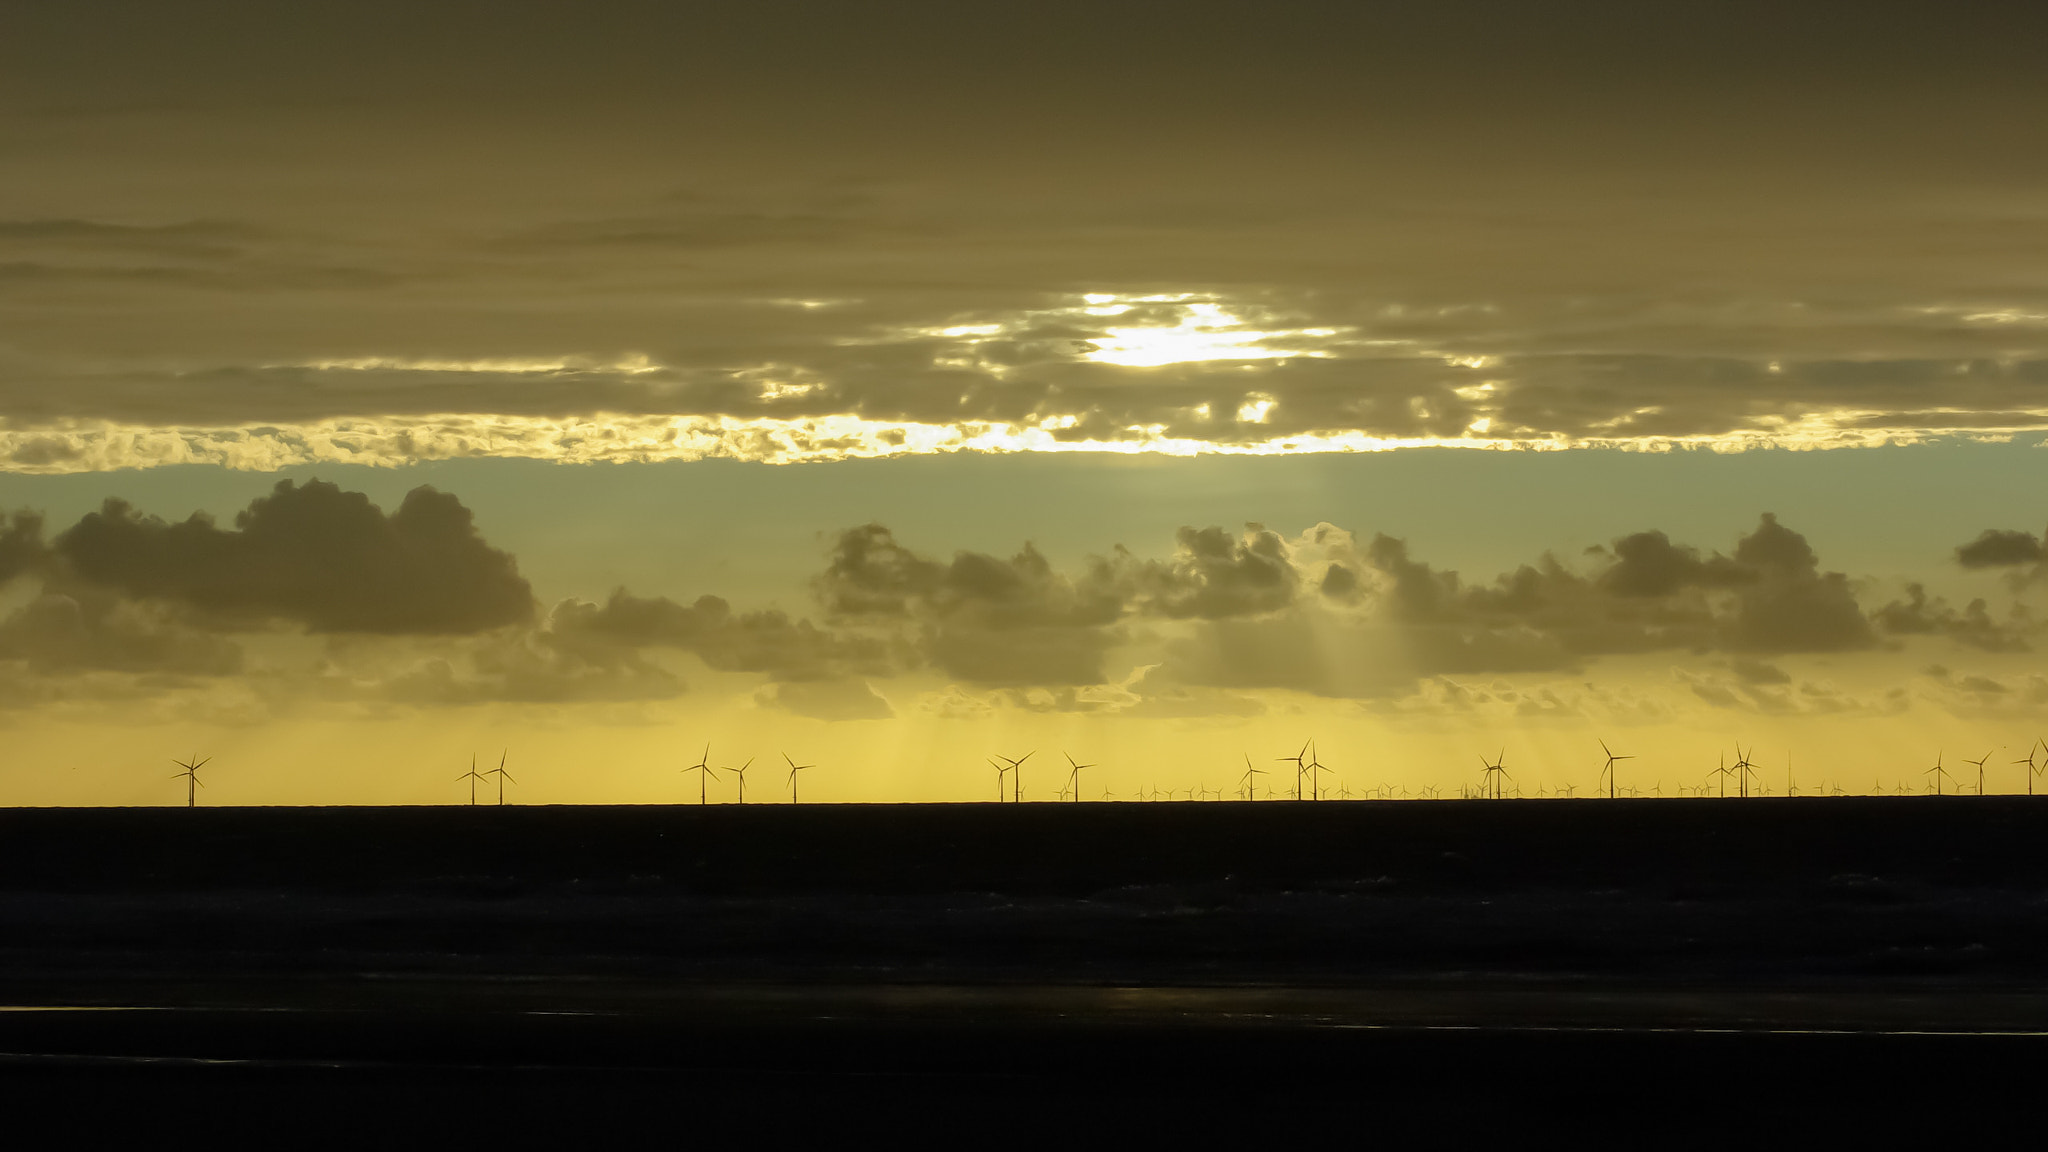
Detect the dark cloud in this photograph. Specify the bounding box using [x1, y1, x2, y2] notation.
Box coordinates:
[1873, 583, 2032, 653]
[1728, 658, 1790, 685]
[1598, 530, 1750, 598]
[53, 480, 533, 634]
[0, 510, 45, 583]
[0, 590, 241, 676]
[1955, 528, 2045, 569]
[1720, 514, 1875, 653]
[544, 589, 899, 682]
[1128, 525, 1296, 620]
[818, 525, 1122, 685]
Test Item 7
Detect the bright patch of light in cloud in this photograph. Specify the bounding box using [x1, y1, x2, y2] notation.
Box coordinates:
[294, 353, 662, 375]
[884, 292, 1356, 368]
[1079, 300, 1343, 367]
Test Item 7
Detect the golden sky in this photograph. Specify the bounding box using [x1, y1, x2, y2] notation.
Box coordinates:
[1, 4, 2045, 804]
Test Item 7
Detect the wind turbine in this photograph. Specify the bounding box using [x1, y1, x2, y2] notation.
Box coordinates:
[1734, 745, 1762, 797]
[987, 757, 1012, 802]
[1063, 752, 1094, 802]
[785, 753, 815, 803]
[459, 754, 487, 806]
[684, 744, 717, 805]
[1278, 741, 1310, 800]
[2012, 742, 2042, 797]
[1598, 739, 1633, 799]
[1304, 742, 1330, 800]
[1479, 750, 1512, 799]
[1239, 754, 1266, 800]
[171, 755, 209, 808]
[1708, 753, 1736, 798]
[996, 750, 1033, 801]
[1924, 752, 1954, 796]
[486, 750, 514, 806]
[1963, 751, 1992, 796]
[724, 757, 755, 803]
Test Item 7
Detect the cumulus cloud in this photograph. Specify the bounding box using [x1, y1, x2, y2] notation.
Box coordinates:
[1873, 584, 2032, 652]
[544, 589, 898, 681]
[817, 524, 1123, 685]
[1127, 525, 1296, 620]
[54, 480, 533, 633]
[1956, 528, 2045, 569]
[0, 510, 45, 583]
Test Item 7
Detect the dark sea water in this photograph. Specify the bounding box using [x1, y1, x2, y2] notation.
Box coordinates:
[3, 800, 2045, 1136]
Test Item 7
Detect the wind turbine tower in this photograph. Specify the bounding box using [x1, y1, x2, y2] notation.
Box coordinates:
[1063, 752, 1094, 802]
[997, 750, 1033, 802]
[1598, 740, 1632, 799]
[1925, 752, 1955, 796]
[459, 755, 487, 806]
[1240, 754, 1267, 800]
[486, 750, 514, 805]
[785, 753, 815, 803]
[1279, 741, 1310, 800]
[1964, 751, 1992, 796]
[171, 755, 210, 808]
[724, 757, 755, 803]
[685, 744, 717, 805]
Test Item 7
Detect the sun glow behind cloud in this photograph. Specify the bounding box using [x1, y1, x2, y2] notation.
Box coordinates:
[1075, 297, 1346, 367]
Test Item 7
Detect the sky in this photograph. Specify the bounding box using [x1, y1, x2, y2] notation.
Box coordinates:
[2, 2, 2046, 805]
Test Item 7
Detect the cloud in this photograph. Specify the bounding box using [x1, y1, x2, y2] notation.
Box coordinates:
[0, 510, 45, 583]
[817, 524, 1122, 685]
[755, 678, 893, 721]
[1873, 583, 2032, 652]
[0, 590, 241, 676]
[53, 479, 534, 633]
[1955, 528, 2045, 569]
[544, 589, 898, 681]
[1126, 525, 1297, 619]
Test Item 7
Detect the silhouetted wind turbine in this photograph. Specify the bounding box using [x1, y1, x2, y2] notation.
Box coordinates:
[785, 753, 814, 803]
[1708, 753, 1735, 798]
[1963, 751, 1992, 796]
[997, 750, 1033, 801]
[1063, 752, 1094, 802]
[724, 757, 755, 803]
[1925, 752, 1954, 796]
[684, 744, 717, 805]
[987, 757, 1012, 802]
[1733, 745, 1762, 797]
[1598, 740, 1632, 799]
[486, 750, 514, 806]
[1278, 741, 1310, 800]
[2013, 743, 2041, 797]
[1240, 754, 1266, 800]
[171, 755, 209, 808]
[459, 754, 487, 806]
[1305, 742, 1330, 800]
[1479, 750, 1511, 799]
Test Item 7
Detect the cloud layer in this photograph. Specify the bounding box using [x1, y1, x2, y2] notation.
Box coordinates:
[4, 7, 2048, 469]
[0, 475, 2041, 721]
